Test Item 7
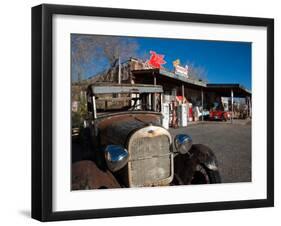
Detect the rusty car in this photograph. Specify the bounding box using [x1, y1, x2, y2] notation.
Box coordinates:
[74, 83, 221, 189]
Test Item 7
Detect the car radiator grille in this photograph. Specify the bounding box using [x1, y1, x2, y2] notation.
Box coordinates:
[128, 135, 172, 187]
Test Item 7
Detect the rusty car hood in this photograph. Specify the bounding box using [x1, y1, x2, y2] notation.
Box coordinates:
[97, 113, 162, 147]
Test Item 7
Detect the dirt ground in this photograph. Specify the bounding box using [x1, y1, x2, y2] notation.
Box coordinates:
[169, 120, 252, 183]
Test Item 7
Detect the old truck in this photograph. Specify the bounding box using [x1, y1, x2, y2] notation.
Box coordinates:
[74, 83, 221, 189]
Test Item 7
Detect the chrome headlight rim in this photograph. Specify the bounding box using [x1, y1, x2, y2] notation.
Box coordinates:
[174, 134, 193, 154]
[104, 145, 129, 172]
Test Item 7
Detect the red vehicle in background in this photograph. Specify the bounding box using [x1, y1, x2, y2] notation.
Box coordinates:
[209, 101, 231, 121]
[209, 110, 231, 121]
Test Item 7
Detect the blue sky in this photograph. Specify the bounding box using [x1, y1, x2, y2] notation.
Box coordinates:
[135, 37, 252, 90]
[73, 35, 252, 90]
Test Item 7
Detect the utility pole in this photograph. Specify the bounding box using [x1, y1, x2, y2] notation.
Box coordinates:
[153, 72, 157, 111]
[201, 88, 204, 121]
[231, 89, 234, 123]
[118, 57, 121, 84]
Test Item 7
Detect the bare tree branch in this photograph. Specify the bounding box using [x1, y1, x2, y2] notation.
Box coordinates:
[186, 61, 208, 82]
[71, 35, 138, 82]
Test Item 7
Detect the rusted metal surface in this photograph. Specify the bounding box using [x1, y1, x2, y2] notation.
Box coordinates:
[98, 113, 161, 130]
[127, 126, 173, 187]
[97, 113, 162, 147]
[72, 160, 120, 190]
[89, 83, 163, 95]
[97, 113, 174, 187]
[96, 113, 174, 187]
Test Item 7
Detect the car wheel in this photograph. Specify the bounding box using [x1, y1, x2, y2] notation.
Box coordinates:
[190, 164, 221, 184]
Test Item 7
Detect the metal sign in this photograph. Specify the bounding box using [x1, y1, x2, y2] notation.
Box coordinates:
[173, 59, 188, 77]
[175, 65, 188, 77]
[148, 51, 166, 68]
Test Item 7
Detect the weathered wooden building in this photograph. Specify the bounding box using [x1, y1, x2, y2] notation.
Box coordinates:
[76, 57, 252, 125]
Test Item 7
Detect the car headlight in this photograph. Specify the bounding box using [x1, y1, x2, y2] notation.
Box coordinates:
[104, 145, 129, 172]
[174, 134, 193, 154]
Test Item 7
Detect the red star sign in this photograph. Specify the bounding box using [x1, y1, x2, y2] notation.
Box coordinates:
[148, 51, 166, 68]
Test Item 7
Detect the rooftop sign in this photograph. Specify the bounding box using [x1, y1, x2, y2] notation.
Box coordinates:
[173, 59, 188, 77]
[148, 51, 166, 68]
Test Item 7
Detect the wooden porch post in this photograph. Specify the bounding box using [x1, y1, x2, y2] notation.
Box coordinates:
[153, 74, 157, 111]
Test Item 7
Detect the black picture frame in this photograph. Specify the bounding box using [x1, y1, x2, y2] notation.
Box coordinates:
[32, 4, 274, 222]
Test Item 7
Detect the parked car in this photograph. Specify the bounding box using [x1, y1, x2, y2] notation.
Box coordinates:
[209, 109, 231, 121]
[76, 83, 221, 189]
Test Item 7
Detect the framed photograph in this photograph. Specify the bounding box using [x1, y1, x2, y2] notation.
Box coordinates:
[32, 4, 274, 221]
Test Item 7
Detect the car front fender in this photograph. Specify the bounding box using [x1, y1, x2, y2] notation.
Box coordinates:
[72, 160, 121, 190]
[173, 144, 219, 185]
[189, 144, 219, 171]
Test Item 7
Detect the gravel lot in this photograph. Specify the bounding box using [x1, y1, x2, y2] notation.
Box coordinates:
[169, 120, 252, 183]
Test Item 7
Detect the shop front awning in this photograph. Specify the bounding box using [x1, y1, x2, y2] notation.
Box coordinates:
[131, 69, 251, 98]
[132, 68, 206, 89]
[206, 84, 251, 98]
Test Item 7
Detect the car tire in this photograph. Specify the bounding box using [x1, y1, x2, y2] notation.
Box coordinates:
[191, 164, 221, 184]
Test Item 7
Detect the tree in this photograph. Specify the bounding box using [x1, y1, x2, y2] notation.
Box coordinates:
[99, 36, 138, 67]
[186, 61, 208, 82]
[71, 35, 138, 82]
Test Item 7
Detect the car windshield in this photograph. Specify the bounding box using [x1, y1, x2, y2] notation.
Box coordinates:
[95, 92, 161, 115]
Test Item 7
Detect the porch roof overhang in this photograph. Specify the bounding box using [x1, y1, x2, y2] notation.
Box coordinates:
[131, 69, 251, 98]
[132, 68, 206, 89]
[206, 83, 251, 98]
